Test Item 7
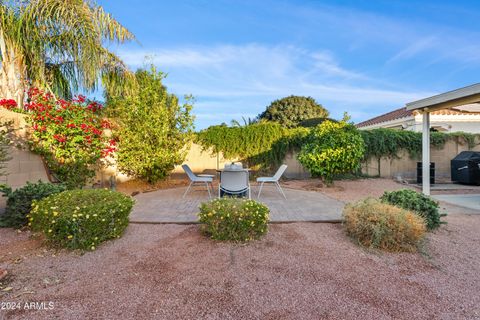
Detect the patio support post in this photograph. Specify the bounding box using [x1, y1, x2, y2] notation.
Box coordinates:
[422, 110, 431, 195]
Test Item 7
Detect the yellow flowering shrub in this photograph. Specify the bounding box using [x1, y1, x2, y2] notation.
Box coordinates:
[29, 189, 134, 250]
[343, 198, 426, 252]
[198, 198, 269, 242]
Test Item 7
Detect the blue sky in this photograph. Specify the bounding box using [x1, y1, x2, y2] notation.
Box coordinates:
[98, 0, 480, 129]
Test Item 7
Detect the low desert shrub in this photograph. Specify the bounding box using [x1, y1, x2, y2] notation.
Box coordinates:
[0, 181, 66, 228]
[343, 198, 426, 252]
[29, 189, 134, 250]
[381, 189, 441, 230]
[198, 198, 269, 242]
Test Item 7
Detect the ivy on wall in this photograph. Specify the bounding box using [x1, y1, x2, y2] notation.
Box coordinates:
[195, 123, 308, 171]
[360, 128, 479, 160]
[196, 124, 480, 175]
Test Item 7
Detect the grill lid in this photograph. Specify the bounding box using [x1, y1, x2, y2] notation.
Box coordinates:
[452, 151, 480, 162]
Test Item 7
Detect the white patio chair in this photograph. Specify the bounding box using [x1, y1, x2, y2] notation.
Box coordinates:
[257, 164, 288, 199]
[182, 164, 214, 198]
[219, 170, 251, 199]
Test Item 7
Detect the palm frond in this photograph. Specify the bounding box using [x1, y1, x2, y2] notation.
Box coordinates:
[0, 0, 135, 98]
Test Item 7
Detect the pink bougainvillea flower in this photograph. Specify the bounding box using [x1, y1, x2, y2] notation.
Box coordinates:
[74, 95, 86, 103]
[53, 134, 67, 143]
[101, 119, 111, 129]
[0, 99, 18, 110]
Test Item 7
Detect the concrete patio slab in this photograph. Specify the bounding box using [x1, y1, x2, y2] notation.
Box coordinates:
[130, 185, 345, 223]
[433, 194, 480, 212]
[412, 183, 480, 191]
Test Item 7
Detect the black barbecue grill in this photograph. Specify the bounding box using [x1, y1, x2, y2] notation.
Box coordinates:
[451, 151, 480, 185]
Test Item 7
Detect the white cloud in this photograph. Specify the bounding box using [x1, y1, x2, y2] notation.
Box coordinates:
[117, 44, 436, 128]
[387, 36, 438, 63]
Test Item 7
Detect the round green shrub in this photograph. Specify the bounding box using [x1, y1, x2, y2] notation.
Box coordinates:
[381, 189, 441, 230]
[343, 198, 426, 252]
[198, 198, 269, 242]
[29, 189, 134, 250]
[297, 120, 365, 184]
[0, 181, 66, 228]
[258, 95, 329, 128]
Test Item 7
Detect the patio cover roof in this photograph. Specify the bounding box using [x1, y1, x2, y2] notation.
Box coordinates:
[406, 83, 480, 112]
[405, 83, 480, 196]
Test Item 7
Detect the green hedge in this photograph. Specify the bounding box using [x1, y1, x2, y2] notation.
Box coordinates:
[29, 189, 134, 250]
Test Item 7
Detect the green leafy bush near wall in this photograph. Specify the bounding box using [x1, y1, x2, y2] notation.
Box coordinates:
[381, 189, 442, 230]
[0, 181, 66, 228]
[360, 128, 479, 160]
[106, 65, 195, 184]
[196, 122, 309, 171]
[29, 189, 134, 250]
[198, 198, 269, 242]
[298, 120, 365, 183]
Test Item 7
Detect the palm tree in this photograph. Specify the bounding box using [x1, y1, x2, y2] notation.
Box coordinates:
[0, 0, 135, 106]
[230, 116, 257, 127]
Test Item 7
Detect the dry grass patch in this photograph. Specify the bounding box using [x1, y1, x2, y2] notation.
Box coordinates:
[343, 198, 426, 252]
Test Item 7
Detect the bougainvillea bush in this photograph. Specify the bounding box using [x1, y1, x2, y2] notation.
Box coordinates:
[298, 120, 365, 184]
[23, 88, 115, 188]
[0, 98, 18, 110]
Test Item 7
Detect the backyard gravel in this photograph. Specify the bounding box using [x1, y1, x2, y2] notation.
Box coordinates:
[0, 179, 479, 320]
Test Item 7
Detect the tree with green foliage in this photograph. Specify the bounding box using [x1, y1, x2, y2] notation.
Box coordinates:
[0, 0, 134, 105]
[297, 120, 365, 184]
[258, 95, 329, 128]
[106, 66, 195, 184]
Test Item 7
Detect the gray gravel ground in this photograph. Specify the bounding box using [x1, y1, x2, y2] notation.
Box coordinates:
[0, 179, 479, 320]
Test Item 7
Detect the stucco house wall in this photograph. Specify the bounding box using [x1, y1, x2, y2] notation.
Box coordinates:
[357, 107, 480, 133]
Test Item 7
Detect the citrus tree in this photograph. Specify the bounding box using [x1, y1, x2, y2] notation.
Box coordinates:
[297, 120, 365, 184]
